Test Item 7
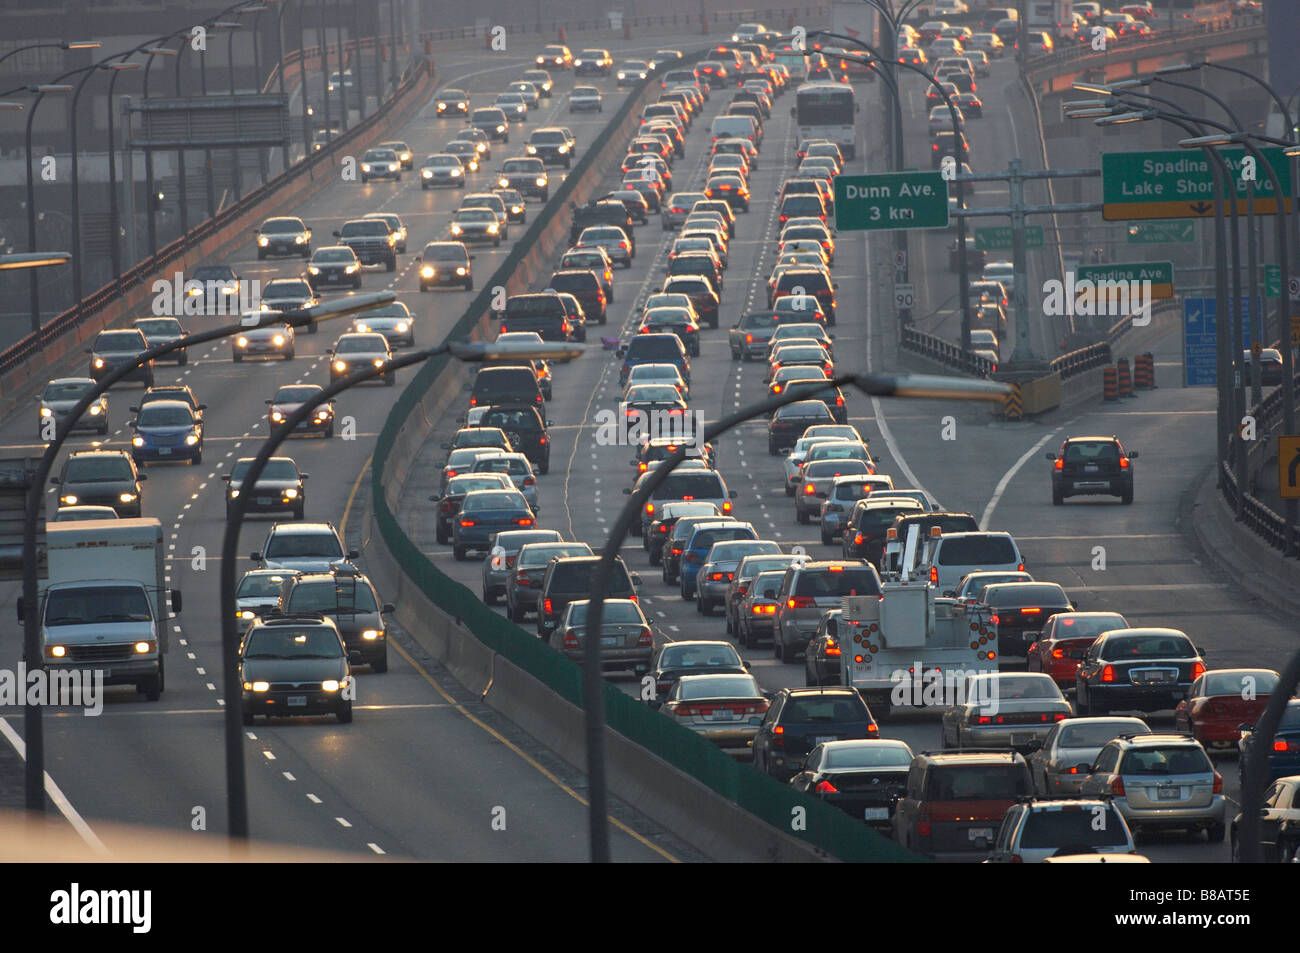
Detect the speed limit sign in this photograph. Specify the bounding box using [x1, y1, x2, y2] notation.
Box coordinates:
[894, 283, 915, 310]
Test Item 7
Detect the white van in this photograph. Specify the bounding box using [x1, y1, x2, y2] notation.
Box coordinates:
[711, 115, 758, 145]
[921, 531, 1025, 593]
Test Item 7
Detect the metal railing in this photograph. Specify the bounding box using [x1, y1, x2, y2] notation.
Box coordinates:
[901, 324, 995, 377]
[1220, 458, 1289, 552]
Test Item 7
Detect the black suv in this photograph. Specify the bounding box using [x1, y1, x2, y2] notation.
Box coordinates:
[275, 566, 394, 672]
[469, 365, 545, 409]
[333, 219, 397, 271]
[569, 200, 635, 245]
[536, 555, 638, 640]
[497, 292, 572, 342]
[526, 127, 574, 167]
[239, 614, 355, 724]
[751, 688, 879, 782]
[476, 404, 552, 474]
[546, 269, 607, 324]
[52, 449, 146, 516]
[1048, 435, 1136, 505]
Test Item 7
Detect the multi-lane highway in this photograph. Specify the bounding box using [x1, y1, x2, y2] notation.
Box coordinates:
[2, 21, 1292, 865]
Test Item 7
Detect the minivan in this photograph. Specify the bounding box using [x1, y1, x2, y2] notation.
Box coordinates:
[536, 555, 638, 639]
[711, 115, 758, 144]
[497, 292, 572, 341]
[922, 531, 1025, 592]
[618, 333, 690, 388]
[469, 365, 544, 408]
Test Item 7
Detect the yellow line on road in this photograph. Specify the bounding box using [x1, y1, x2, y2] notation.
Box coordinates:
[338, 454, 372, 540]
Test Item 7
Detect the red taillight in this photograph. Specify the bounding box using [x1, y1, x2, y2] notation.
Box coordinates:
[637, 626, 653, 647]
[1054, 458, 1063, 471]
[1192, 661, 1206, 681]
[814, 779, 838, 794]
[787, 596, 816, 609]
[523, 476, 535, 486]
[803, 483, 816, 495]
[1021, 607, 1042, 615]
[517, 517, 534, 526]
[929, 566, 937, 584]
[1274, 740, 1290, 752]
[563, 629, 579, 649]
[543, 598, 552, 614]
[1101, 664, 1115, 683]
[853, 533, 864, 545]
[459, 518, 475, 527]
[1051, 648, 1064, 659]
[515, 570, 530, 584]
[1119, 456, 1129, 469]
[917, 820, 931, 836]
[1111, 776, 1125, 796]
[752, 603, 776, 615]
[825, 639, 840, 657]
[721, 500, 732, 514]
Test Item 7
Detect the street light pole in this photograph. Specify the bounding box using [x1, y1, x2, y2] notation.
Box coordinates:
[24, 79, 79, 337]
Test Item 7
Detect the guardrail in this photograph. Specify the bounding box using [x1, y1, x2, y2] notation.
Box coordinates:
[900, 324, 995, 377]
[1220, 458, 1289, 552]
[0, 35, 422, 382]
[1049, 299, 1180, 379]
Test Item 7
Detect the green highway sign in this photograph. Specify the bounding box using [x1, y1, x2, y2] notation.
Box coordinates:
[1102, 148, 1294, 221]
[1127, 221, 1195, 244]
[1076, 261, 1175, 300]
[834, 171, 950, 232]
[975, 225, 1042, 250]
[1265, 264, 1300, 300]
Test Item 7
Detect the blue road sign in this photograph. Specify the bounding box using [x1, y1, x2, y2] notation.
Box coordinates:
[1182, 296, 1266, 387]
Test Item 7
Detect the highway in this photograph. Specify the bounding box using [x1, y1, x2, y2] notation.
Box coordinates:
[1, 23, 1291, 865]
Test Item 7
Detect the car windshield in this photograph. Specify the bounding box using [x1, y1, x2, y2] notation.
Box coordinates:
[988, 584, 1069, 607]
[627, 385, 683, 402]
[566, 601, 643, 625]
[793, 567, 880, 597]
[262, 218, 304, 234]
[337, 336, 384, 354]
[237, 573, 292, 599]
[315, 249, 354, 262]
[1020, 807, 1129, 848]
[244, 627, 342, 658]
[473, 457, 528, 476]
[1046, 614, 1125, 639]
[1202, 671, 1280, 696]
[273, 386, 321, 406]
[483, 410, 542, 431]
[657, 473, 725, 499]
[679, 675, 758, 699]
[459, 209, 498, 222]
[518, 544, 592, 568]
[137, 405, 194, 428]
[824, 744, 912, 769]
[425, 245, 466, 261]
[1121, 746, 1213, 776]
[44, 585, 152, 625]
[341, 221, 387, 236]
[970, 675, 1061, 701]
[193, 266, 235, 281]
[134, 319, 182, 335]
[265, 532, 343, 559]
[709, 540, 778, 562]
[549, 560, 632, 590]
[782, 695, 867, 723]
[462, 491, 526, 510]
[1104, 634, 1196, 658]
[95, 332, 143, 351]
[927, 764, 1029, 800]
[43, 381, 93, 401]
[64, 456, 132, 482]
[263, 281, 311, 299]
[363, 151, 395, 162]
[938, 536, 1016, 564]
[286, 579, 378, 613]
[805, 460, 870, 479]
[1059, 721, 1147, 748]
[660, 644, 741, 669]
[232, 459, 299, 482]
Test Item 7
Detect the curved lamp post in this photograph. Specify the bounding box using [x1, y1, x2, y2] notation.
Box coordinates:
[17, 291, 395, 814]
[576, 372, 1012, 861]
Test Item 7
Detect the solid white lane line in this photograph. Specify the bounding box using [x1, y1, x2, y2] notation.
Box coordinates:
[980, 428, 1060, 529]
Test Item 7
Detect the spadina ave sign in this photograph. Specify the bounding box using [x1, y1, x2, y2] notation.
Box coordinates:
[1102, 148, 1294, 221]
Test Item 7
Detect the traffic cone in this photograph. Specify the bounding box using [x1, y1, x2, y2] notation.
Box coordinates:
[1134, 352, 1156, 389]
[1116, 358, 1134, 397]
[1103, 365, 1118, 401]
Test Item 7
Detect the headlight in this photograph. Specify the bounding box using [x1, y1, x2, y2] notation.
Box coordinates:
[229, 489, 240, 498]
[557, 145, 569, 153]
[134, 641, 154, 654]
[373, 358, 385, 367]
[361, 163, 372, 172]
[236, 336, 248, 347]
[48, 645, 66, 658]
[450, 224, 463, 234]
[249, 681, 270, 693]
[455, 267, 467, 276]
[221, 284, 236, 295]
[617, 72, 626, 79]
[400, 152, 411, 162]
[308, 266, 320, 275]
[272, 334, 285, 346]
[361, 629, 383, 641]
[40, 406, 52, 417]
[526, 145, 537, 154]
[271, 411, 284, 422]
[498, 177, 510, 188]
[536, 176, 547, 187]
[574, 60, 583, 66]
[333, 360, 347, 372]
[487, 223, 499, 233]
[396, 322, 409, 332]
[422, 169, 433, 177]
[88, 404, 102, 415]
[389, 163, 399, 171]
[354, 322, 370, 332]
[449, 168, 461, 176]
[237, 609, 255, 619]
[314, 410, 330, 421]
[132, 436, 144, 447]
[322, 679, 342, 692]
[420, 265, 435, 278]
[257, 236, 269, 246]
[185, 433, 199, 446]
[511, 205, 522, 214]
[93, 357, 105, 369]
[186, 286, 203, 296]
[295, 233, 307, 244]
[344, 264, 358, 274]
[282, 488, 298, 499]
[119, 492, 137, 503]
[496, 124, 505, 132]
[475, 143, 487, 153]
[437, 102, 447, 111]
[61, 495, 77, 505]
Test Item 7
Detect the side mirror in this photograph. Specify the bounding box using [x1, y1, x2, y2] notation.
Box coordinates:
[265, 399, 274, 404]
[250, 552, 262, 561]
[630, 572, 643, 586]
[428, 493, 442, 501]
[742, 660, 751, 670]
[221, 474, 231, 482]
[129, 405, 140, 413]
[622, 488, 632, 495]
[381, 603, 395, 614]
[1070, 602, 1078, 611]
[127, 420, 137, 428]
[300, 474, 310, 480]
[332, 230, 341, 237]
[546, 419, 555, 426]
[1196, 646, 1207, 658]
[198, 404, 208, 411]
[49, 477, 59, 485]
[347, 550, 360, 559]
[1239, 722, 1254, 733]
[414, 255, 422, 262]
[137, 473, 148, 481]
[16, 602, 24, 621]
[1044, 452, 1056, 461]
[942, 590, 955, 598]
[170, 590, 183, 614]
[1128, 451, 1139, 459]
[1024, 738, 1042, 753]
[730, 489, 739, 498]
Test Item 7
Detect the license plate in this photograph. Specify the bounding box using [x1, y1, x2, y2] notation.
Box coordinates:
[1084, 464, 1099, 473]
[326, 274, 341, 281]
[256, 497, 273, 505]
[968, 828, 993, 842]
[864, 807, 889, 820]
[600, 636, 619, 647]
[287, 696, 307, 707]
[158, 447, 171, 455]
[1157, 786, 1181, 800]
[814, 735, 839, 745]
[710, 710, 736, 721]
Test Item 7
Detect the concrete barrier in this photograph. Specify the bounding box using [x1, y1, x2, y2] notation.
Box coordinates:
[1019, 372, 1061, 415]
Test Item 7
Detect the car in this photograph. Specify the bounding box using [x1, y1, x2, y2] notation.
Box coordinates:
[350, 301, 415, 348]
[232, 311, 294, 362]
[1174, 668, 1282, 751]
[546, 269, 607, 325]
[569, 85, 603, 112]
[481, 528, 562, 604]
[768, 401, 835, 456]
[333, 218, 399, 271]
[773, 560, 881, 664]
[52, 449, 145, 516]
[1238, 699, 1300, 788]
[928, 104, 965, 137]
[658, 512, 728, 584]
[493, 187, 528, 226]
[791, 739, 914, 830]
[919, 531, 1025, 594]
[644, 499, 719, 564]
[535, 554, 638, 639]
[442, 141, 481, 173]
[52, 505, 119, 522]
[703, 174, 750, 211]
[551, 598, 653, 675]
[435, 87, 470, 116]
[1026, 611, 1128, 688]
[431, 472, 513, 545]
[616, 59, 649, 86]
[307, 246, 362, 290]
[450, 488, 536, 561]
[752, 687, 879, 782]
[940, 672, 1074, 752]
[795, 459, 874, 525]
[660, 672, 767, 758]
[238, 615, 354, 724]
[1048, 435, 1138, 506]
[448, 207, 501, 247]
[842, 499, 926, 564]
[276, 567, 393, 672]
[1230, 775, 1300, 863]
[659, 275, 719, 329]
[525, 127, 574, 168]
[576, 225, 633, 268]
[234, 568, 297, 622]
[359, 147, 402, 183]
[678, 522, 759, 601]
[469, 106, 510, 142]
[819, 475, 895, 544]
[520, 70, 553, 97]
[504, 541, 593, 622]
[696, 539, 782, 616]
[476, 404, 552, 474]
[631, 464, 733, 538]
[441, 447, 499, 493]
[418, 241, 473, 291]
[470, 364, 544, 409]
[38, 377, 109, 437]
[1079, 733, 1226, 841]
[459, 192, 512, 240]
[494, 91, 529, 122]
[258, 278, 319, 326]
[328, 332, 394, 386]
[954, 91, 984, 118]
[224, 455, 308, 519]
[183, 263, 242, 314]
[666, 250, 724, 295]
[254, 216, 312, 258]
[987, 799, 1137, 863]
[970, 581, 1076, 661]
[573, 48, 612, 75]
[496, 157, 549, 201]
[129, 399, 203, 466]
[1027, 716, 1152, 798]
[456, 126, 494, 160]
[1075, 628, 1206, 716]
[1243, 347, 1285, 386]
[558, 247, 614, 301]
[491, 335, 553, 398]
[419, 153, 467, 189]
[637, 308, 700, 357]
[266, 383, 334, 438]
[893, 750, 1035, 860]
[469, 451, 541, 513]
[87, 328, 152, 386]
[131, 317, 187, 365]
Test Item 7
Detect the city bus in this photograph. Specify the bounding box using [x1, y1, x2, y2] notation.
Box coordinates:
[794, 82, 858, 159]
